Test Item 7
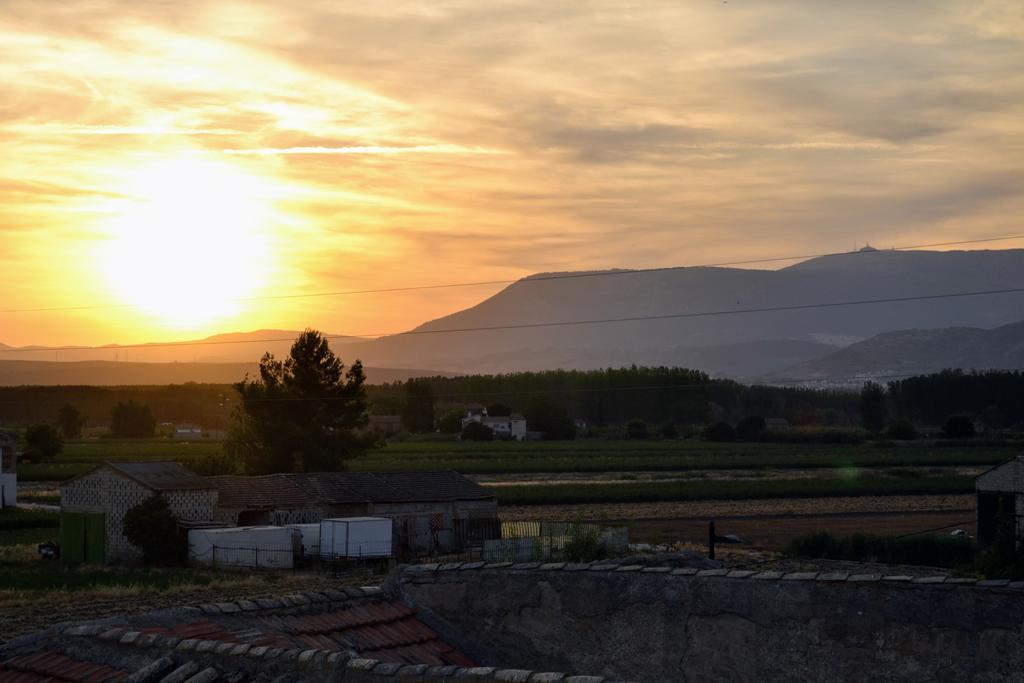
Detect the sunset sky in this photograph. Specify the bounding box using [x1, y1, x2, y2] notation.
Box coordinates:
[1, 1, 1022, 348]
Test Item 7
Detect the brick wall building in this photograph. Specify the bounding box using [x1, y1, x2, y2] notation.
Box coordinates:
[60, 462, 216, 563]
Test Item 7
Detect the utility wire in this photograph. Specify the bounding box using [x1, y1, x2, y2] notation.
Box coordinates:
[3, 233, 1022, 314]
[3, 285, 1023, 354]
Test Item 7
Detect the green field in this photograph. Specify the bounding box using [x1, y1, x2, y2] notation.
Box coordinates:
[17, 437, 1021, 482]
[12, 437, 1013, 507]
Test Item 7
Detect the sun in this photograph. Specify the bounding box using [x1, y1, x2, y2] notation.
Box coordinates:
[97, 157, 275, 328]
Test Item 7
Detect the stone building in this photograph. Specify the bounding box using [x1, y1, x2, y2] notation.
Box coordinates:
[60, 461, 497, 563]
[209, 471, 498, 557]
[60, 461, 217, 564]
[975, 456, 1024, 545]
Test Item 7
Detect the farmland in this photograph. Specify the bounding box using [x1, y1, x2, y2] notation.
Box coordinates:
[18, 436, 1021, 483]
[9, 436, 1014, 516]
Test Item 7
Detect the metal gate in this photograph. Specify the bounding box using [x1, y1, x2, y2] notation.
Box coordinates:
[60, 511, 105, 564]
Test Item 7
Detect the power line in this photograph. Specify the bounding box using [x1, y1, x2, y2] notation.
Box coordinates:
[3, 233, 1022, 314]
[3, 285, 1023, 354]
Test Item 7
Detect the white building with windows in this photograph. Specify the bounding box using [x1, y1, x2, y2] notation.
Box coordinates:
[0, 433, 16, 509]
[461, 404, 527, 441]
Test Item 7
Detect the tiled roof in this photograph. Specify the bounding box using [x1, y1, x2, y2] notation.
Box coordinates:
[207, 474, 316, 509]
[0, 651, 128, 682]
[114, 599, 474, 667]
[371, 472, 493, 503]
[105, 461, 214, 491]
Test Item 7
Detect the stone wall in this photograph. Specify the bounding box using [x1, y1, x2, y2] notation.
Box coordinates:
[396, 562, 1024, 682]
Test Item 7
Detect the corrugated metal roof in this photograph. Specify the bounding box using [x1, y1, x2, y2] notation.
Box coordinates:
[105, 461, 214, 491]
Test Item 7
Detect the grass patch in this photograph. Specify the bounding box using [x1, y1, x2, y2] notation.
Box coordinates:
[785, 531, 975, 569]
[491, 475, 975, 505]
[17, 437, 1022, 482]
[0, 562, 224, 593]
[0, 527, 58, 547]
[0, 509, 59, 531]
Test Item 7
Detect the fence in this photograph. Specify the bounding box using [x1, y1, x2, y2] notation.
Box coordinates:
[186, 519, 629, 571]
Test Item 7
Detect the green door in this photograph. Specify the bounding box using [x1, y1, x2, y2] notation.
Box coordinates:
[60, 512, 106, 564]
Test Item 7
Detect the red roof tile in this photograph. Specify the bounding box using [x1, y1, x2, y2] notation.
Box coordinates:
[1, 652, 128, 683]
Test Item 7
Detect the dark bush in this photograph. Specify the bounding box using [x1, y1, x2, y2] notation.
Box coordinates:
[659, 421, 679, 439]
[736, 416, 766, 441]
[785, 531, 975, 569]
[704, 421, 736, 442]
[110, 401, 156, 438]
[885, 419, 919, 441]
[188, 453, 239, 476]
[437, 410, 464, 434]
[461, 421, 494, 441]
[626, 420, 650, 440]
[942, 415, 976, 439]
[23, 423, 63, 463]
[123, 495, 185, 566]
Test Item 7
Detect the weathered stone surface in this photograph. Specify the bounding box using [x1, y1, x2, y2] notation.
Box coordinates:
[494, 671, 532, 683]
[158, 661, 200, 683]
[123, 656, 175, 683]
[396, 663, 429, 682]
[399, 564, 1024, 683]
[182, 668, 219, 683]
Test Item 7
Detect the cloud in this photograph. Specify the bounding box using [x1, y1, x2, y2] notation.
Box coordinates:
[0, 0, 1021, 344]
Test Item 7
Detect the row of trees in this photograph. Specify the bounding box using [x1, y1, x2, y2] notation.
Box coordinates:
[20, 401, 158, 462]
[859, 371, 1024, 436]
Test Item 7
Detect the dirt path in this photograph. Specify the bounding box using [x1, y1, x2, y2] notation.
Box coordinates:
[498, 493, 975, 522]
[473, 467, 986, 486]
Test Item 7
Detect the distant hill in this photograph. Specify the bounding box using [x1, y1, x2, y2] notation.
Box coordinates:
[6, 249, 1024, 380]
[769, 320, 1024, 382]
[0, 360, 456, 386]
[0, 329, 361, 364]
[343, 249, 1024, 375]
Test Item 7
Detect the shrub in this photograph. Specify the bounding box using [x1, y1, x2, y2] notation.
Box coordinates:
[123, 495, 185, 566]
[886, 419, 918, 440]
[437, 410, 464, 434]
[188, 453, 239, 476]
[563, 527, 609, 563]
[110, 401, 156, 438]
[785, 531, 974, 569]
[659, 421, 679, 439]
[736, 416, 767, 441]
[704, 421, 736, 442]
[22, 424, 63, 463]
[461, 421, 494, 442]
[942, 415, 976, 439]
[626, 420, 650, 440]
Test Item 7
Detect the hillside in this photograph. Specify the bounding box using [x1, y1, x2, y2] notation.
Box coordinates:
[5, 249, 1024, 380]
[0, 360, 456, 386]
[344, 249, 1024, 374]
[769, 321, 1024, 382]
[0, 330, 360, 363]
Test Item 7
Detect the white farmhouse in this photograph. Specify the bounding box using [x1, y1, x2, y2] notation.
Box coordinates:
[461, 404, 527, 441]
[0, 433, 16, 509]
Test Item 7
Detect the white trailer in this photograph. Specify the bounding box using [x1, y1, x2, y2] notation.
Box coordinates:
[320, 517, 392, 559]
[287, 523, 321, 558]
[188, 526, 294, 569]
